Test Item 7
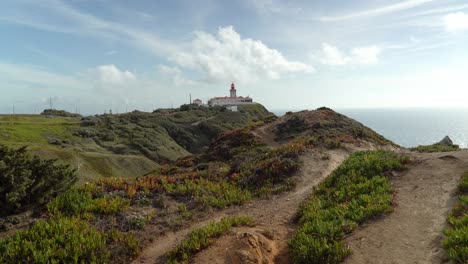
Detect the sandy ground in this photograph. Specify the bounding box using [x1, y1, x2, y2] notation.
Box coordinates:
[344, 150, 468, 264]
[133, 148, 348, 264]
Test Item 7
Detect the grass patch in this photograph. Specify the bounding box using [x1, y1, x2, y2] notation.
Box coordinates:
[0, 115, 79, 145]
[47, 187, 130, 216]
[443, 171, 468, 263]
[166, 217, 255, 264]
[0, 216, 109, 263]
[289, 150, 409, 264]
[410, 144, 460, 153]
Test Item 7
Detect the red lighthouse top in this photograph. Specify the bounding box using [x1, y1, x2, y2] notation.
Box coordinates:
[230, 83, 236, 91]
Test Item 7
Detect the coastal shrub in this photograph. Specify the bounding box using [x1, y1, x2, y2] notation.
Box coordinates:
[107, 229, 140, 260]
[237, 142, 305, 193]
[443, 171, 468, 263]
[0, 145, 77, 216]
[163, 178, 251, 208]
[275, 115, 308, 138]
[47, 187, 130, 216]
[90, 196, 130, 214]
[166, 217, 254, 264]
[0, 216, 109, 263]
[410, 144, 460, 153]
[289, 150, 409, 264]
[47, 187, 93, 216]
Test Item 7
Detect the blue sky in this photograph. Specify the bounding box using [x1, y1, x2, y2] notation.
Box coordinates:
[1, 0, 468, 114]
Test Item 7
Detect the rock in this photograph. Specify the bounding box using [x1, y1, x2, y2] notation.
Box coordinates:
[74, 128, 97, 138]
[47, 137, 62, 145]
[438, 136, 454, 146]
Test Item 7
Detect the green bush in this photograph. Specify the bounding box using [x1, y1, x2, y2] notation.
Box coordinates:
[289, 150, 409, 264]
[47, 187, 130, 216]
[443, 172, 468, 263]
[166, 217, 254, 264]
[0, 216, 109, 263]
[0, 145, 77, 216]
[163, 178, 251, 208]
[90, 196, 130, 214]
[47, 187, 93, 216]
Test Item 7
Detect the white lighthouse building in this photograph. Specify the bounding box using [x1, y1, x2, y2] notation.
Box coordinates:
[207, 83, 254, 111]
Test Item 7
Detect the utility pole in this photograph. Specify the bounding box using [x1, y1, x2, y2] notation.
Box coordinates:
[12, 105, 15, 115]
[49, 97, 53, 109]
[189, 93, 192, 104]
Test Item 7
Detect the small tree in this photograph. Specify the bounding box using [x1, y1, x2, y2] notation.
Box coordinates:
[0, 145, 77, 216]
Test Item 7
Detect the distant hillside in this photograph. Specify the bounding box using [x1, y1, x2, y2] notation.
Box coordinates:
[0, 104, 271, 181]
[77, 104, 271, 162]
[41, 109, 82, 117]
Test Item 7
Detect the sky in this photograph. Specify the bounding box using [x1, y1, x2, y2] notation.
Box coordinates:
[1, 0, 468, 114]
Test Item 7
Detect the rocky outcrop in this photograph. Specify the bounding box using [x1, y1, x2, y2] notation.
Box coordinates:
[438, 136, 454, 146]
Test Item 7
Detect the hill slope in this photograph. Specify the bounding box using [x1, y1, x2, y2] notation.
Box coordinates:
[0, 104, 271, 181]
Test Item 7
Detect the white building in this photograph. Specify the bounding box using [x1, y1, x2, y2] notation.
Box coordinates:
[207, 83, 254, 111]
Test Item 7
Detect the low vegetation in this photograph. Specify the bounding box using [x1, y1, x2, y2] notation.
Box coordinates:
[0, 215, 140, 264]
[410, 144, 460, 153]
[289, 150, 409, 264]
[166, 217, 255, 264]
[443, 171, 468, 263]
[0, 126, 304, 263]
[1, 107, 404, 263]
[41, 109, 82, 117]
[0, 145, 77, 216]
[79, 104, 271, 162]
[0, 216, 109, 263]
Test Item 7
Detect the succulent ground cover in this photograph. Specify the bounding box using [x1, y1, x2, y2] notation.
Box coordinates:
[443, 171, 468, 263]
[289, 150, 409, 263]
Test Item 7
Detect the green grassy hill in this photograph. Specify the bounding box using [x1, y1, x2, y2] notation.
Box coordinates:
[0, 104, 271, 182]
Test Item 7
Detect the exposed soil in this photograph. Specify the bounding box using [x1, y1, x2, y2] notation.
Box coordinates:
[344, 150, 468, 264]
[133, 148, 349, 264]
[134, 145, 466, 264]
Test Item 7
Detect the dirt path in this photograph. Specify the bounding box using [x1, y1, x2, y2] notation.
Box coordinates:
[251, 124, 281, 147]
[345, 150, 468, 264]
[133, 149, 348, 264]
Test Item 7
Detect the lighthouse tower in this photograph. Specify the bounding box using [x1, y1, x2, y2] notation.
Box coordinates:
[230, 83, 237, 98]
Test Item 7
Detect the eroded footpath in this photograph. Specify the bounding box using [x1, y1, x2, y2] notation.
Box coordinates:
[345, 151, 468, 264]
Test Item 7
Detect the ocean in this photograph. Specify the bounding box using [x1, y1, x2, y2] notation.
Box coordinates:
[272, 108, 468, 148]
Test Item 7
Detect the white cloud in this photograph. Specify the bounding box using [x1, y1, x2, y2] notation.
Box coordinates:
[170, 26, 313, 83]
[246, 0, 301, 15]
[317, 43, 382, 66]
[351, 46, 382, 64]
[158, 65, 181, 75]
[157, 65, 195, 86]
[0, 0, 176, 57]
[443, 12, 468, 31]
[319, 0, 438, 22]
[95, 65, 136, 84]
[408, 4, 468, 17]
[0, 61, 87, 89]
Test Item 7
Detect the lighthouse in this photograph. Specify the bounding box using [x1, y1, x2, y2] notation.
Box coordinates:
[207, 83, 254, 111]
[230, 83, 237, 98]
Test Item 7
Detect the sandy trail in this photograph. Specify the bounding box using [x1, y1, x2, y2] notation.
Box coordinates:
[345, 150, 468, 264]
[133, 149, 348, 264]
